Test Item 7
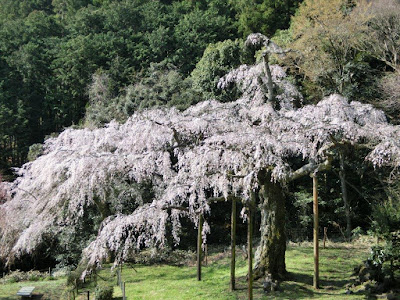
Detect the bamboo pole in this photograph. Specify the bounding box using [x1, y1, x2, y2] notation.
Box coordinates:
[230, 198, 237, 291]
[197, 214, 203, 281]
[313, 175, 319, 289]
[248, 205, 253, 300]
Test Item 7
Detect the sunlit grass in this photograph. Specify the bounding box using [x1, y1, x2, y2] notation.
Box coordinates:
[111, 242, 370, 300]
[0, 277, 66, 300]
[0, 241, 373, 299]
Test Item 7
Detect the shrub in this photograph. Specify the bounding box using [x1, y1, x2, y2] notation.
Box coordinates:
[94, 281, 113, 300]
[367, 199, 400, 281]
[67, 263, 87, 290]
[27, 143, 44, 161]
[1, 270, 47, 283]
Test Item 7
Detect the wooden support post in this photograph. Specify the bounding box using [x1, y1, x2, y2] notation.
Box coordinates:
[323, 227, 327, 249]
[248, 204, 253, 300]
[205, 244, 208, 266]
[87, 290, 90, 300]
[230, 198, 237, 291]
[123, 281, 126, 300]
[197, 214, 203, 281]
[116, 268, 119, 286]
[313, 175, 319, 289]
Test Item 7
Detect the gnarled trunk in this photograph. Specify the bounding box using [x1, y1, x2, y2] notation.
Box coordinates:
[253, 171, 287, 280]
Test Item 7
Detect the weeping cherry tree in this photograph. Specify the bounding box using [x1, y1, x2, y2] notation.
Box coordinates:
[1, 34, 400, 282]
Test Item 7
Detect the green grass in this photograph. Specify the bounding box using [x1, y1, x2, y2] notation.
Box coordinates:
[0, 241, 379, 299]
[0, 277, 66, 300]
[110, 242, 372, 300]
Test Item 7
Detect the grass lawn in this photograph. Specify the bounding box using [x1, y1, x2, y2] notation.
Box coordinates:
[0, 277, 66, 300]
[0, 240, 385, 299]
[110, 241, 372, 300]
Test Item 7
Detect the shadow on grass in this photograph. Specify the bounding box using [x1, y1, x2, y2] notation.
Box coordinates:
[287, 271, 350, 289]
[124, 266, 197, 283]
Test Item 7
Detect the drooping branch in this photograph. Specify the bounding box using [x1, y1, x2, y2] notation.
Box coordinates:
[286, 157, 332, 182]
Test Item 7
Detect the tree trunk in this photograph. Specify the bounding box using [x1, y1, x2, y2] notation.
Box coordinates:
[262, 53, 275, 103]
[253, 171, 287, 280]
[339, 151, 351, 239]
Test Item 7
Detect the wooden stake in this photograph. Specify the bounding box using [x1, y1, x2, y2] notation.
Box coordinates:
[205, 244, 208, 266]
[230, 198, 237, 291]
[123, 281, 126, 300]
[323, 227, 327, 249]
[197, 214, 203, 281]
[313, 175, 319, 289]
[248, 205, 253, 300]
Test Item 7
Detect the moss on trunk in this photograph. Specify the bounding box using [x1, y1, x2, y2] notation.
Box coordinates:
[253, 171, 287, 280]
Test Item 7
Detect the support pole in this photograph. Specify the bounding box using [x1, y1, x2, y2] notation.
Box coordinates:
[230, 199, 237, 291]
[197, 214, 203, 281]
[123, 281, 126, 300]
[248, 204, 253, 300]
[313, 175, 319, 289]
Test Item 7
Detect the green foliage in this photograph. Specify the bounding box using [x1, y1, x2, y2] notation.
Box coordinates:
[122, 62, 200, 113]
[84, 62, 201, 127]
[173, 7, 237, 74]
[0, 0, 53, 23]
[288, 189, 332, 240]
[190, 39, 245, 101]
[55, 209, 101, 268]
[27, 143, 44, 161]
[293, 191, 313, 228]
[94, 281, 113, 300]
[67, 263, 87, 287]
[0, 0, 239, 173]
[368, 198, 400, 280]
[1, 269, 48, 283]
[351, 226, 364, 239]
[84, 71, 123, 127]
[230, 0, 303, 37]
[0, 10, 62, 169]
[370, 199, 400, 240]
